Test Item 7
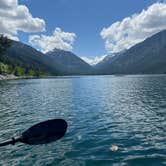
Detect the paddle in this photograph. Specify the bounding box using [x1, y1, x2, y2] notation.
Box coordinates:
[0, 119, 67, 147]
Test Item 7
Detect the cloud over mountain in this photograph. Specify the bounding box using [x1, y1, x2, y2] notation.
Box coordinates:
[81, 55, 106, 65]
[0, 0, 45, 40]
[29, 27, 76, 53]
[101, 2, 166, 53]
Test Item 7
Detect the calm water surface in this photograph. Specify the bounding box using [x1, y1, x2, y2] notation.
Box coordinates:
[0, 75, 166, 166]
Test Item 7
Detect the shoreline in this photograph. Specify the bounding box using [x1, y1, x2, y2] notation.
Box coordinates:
[0, 74, 55, 81]
[0, 74, 38, 81]
[1, 74, 166, 81]
[0, 74, 18, 80]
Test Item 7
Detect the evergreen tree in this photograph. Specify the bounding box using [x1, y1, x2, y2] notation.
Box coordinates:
[0, 34, 12, 54]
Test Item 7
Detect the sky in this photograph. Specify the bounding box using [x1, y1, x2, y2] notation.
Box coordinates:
[1, 0, 166, 65]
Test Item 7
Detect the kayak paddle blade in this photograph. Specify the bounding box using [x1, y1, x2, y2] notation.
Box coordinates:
[20, 119, 67, 145]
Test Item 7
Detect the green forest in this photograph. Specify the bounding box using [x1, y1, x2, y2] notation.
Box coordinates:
[0, 35, 48, 76]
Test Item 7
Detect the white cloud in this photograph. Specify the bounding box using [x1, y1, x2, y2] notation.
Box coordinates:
[0, 0, 45, 40]
[29, 27, 76, 53]
[101, 2, 166, 53]
[81, 55, 106, 65]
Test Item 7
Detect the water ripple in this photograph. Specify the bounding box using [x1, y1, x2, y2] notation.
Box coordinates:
[0, 75, 166, 166]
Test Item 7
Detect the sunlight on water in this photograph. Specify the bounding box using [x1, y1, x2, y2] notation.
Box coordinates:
[0, 75, 166, 166]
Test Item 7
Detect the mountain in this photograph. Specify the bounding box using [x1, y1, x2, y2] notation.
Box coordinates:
[0, 38, 93, 76]
[2, 29, 166, 76]
[3, 40, 58, 76]
[95, 30, 166, 74]
[45, 49, 94, 75]
[94, 51, 126, 74]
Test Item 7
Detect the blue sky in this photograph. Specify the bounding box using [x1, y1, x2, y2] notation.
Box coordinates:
[20, 0, 156, 56]
[1, 0, 166, 64]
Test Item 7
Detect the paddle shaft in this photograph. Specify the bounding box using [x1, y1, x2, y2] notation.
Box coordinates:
[0, 137, 22, 147]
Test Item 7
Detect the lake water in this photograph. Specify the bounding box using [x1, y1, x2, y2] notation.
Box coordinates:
[0, 75, 166, 166]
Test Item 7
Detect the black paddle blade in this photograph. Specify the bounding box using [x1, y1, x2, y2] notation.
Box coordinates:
[20, 119, 67, 145]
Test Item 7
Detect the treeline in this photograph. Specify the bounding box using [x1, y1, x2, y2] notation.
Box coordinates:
[0, 34, 48, 76]
[0, 56, 48, 76]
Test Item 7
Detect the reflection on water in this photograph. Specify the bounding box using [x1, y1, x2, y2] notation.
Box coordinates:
[0, 75, 166, 166]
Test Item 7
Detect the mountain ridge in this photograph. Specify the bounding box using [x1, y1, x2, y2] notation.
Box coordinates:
[1, 29, 166, 76]
[45, 48, 94, 75]
[0, 37, 93, 76]
[95, 29, 166, 74]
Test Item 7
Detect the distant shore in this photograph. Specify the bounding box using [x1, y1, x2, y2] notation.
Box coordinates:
[0, 74, 18, 80]
[1, 74, 166, 81]
[0, 74, 56, 81]
[0, 74, 39, 80]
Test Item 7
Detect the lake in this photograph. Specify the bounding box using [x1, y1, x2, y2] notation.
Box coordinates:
[0, 75, 166, 166]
